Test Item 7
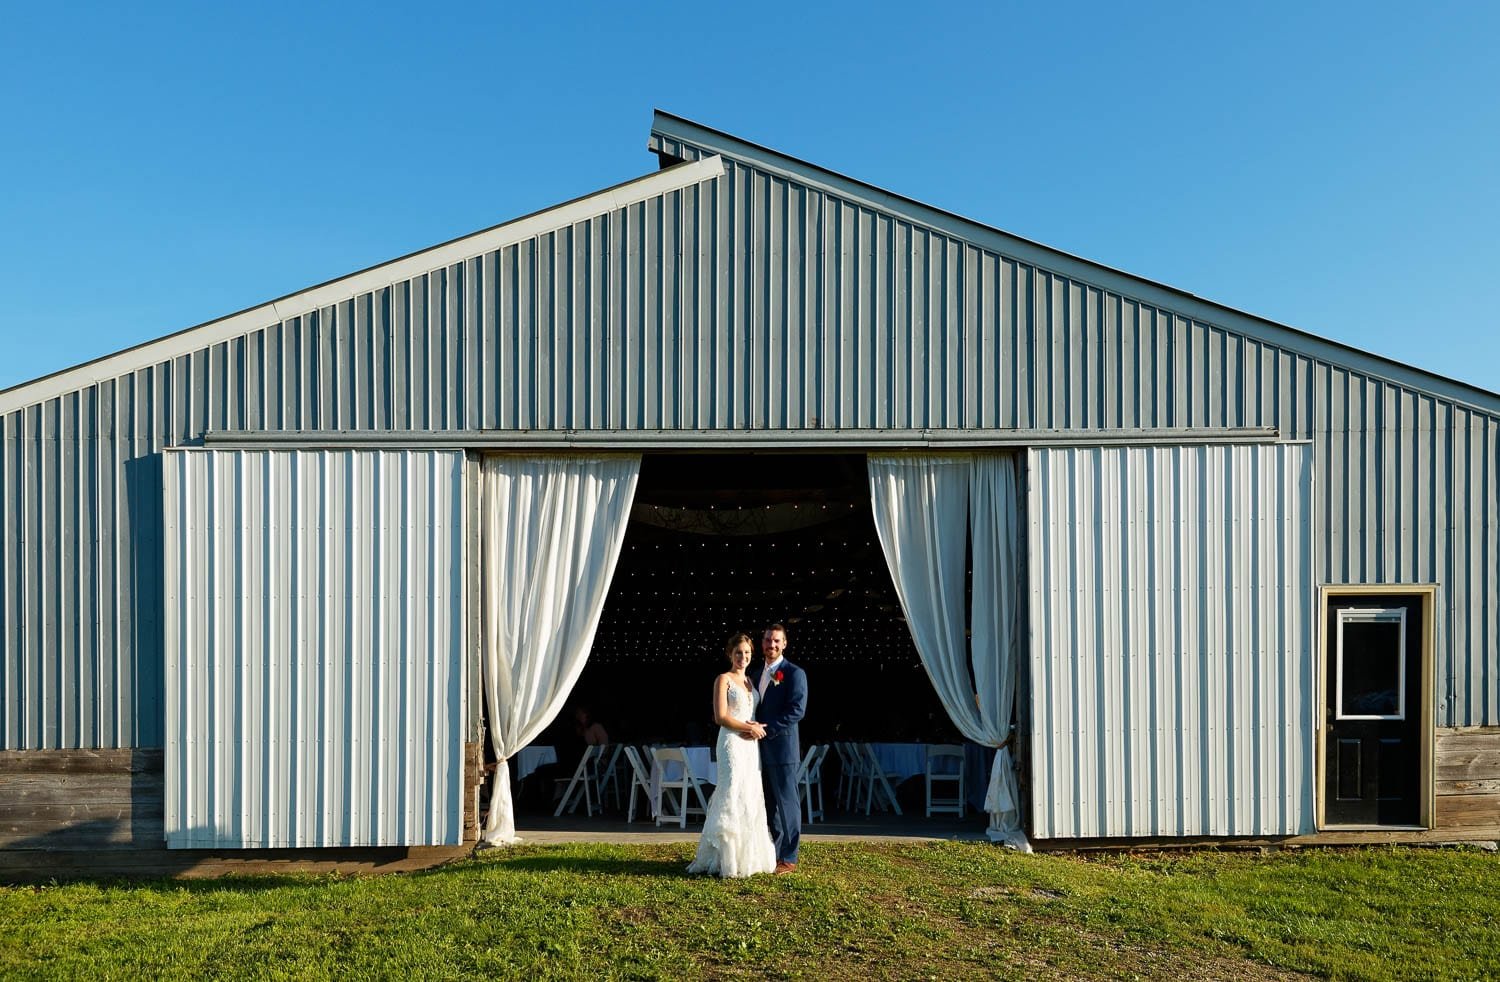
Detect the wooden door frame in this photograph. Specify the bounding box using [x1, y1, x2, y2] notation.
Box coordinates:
[1315, 584, 1437, 831]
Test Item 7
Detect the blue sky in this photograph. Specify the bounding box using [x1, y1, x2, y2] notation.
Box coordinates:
[2, 1, 1496, 395]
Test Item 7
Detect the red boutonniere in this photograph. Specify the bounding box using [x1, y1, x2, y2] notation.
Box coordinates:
[772, 670, 785, 686]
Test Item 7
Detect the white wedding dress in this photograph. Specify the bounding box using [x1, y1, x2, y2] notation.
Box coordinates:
[686, 681, 778, 877]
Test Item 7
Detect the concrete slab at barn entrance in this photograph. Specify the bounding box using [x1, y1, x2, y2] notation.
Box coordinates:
[514, 812, 991, 845]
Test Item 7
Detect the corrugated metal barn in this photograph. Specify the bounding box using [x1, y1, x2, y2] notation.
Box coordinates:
[2, 111, 1497, 872]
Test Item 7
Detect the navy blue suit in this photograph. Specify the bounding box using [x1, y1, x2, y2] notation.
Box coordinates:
[753, 659, 807, 864]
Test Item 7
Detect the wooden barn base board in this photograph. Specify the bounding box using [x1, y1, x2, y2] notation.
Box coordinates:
[0, 844, 477, 883]
[1033, 827, 1500, 853]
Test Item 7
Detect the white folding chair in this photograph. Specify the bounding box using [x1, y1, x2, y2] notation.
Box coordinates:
[924, 744, 966, 818]
[653, 747, 710, 828]
[797, 744, 830, 824]
[595, 744, 626, 810]
[621, 746, 654, 823]
[857, 742, 903, 816]
[553, 745, 601, 817]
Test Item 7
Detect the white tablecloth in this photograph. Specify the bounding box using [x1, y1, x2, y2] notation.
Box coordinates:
[869, 742, 993, 812]
[964, 742, 994, 812]
[512, 745, 558, 782]
[869, 742, 929, 781]
[648, 746, 715, 818]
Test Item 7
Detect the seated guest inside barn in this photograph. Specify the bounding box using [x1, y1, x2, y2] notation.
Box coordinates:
[573, 705, 610, 747]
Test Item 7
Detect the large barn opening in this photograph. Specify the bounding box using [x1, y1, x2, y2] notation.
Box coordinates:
[507, 452, 988, 831]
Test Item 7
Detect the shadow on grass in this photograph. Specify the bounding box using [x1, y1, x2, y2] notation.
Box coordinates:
[479, 853, 695, 878]
[19, 872, 333, 894]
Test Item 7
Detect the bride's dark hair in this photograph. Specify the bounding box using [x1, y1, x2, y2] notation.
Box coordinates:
[724, 632, 753, 661]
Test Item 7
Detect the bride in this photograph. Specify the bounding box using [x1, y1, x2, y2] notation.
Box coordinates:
[686, 633, 778, 877]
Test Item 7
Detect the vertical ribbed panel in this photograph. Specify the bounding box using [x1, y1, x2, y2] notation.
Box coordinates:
[1027, 444, 1316, 838]
[0, 138, 1497, 751]
[161, 449, 465, 848]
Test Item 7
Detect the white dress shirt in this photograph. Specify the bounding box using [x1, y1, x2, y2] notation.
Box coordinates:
[758, 656, 785, 700]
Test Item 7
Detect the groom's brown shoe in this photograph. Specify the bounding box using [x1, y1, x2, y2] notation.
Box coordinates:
[774, 861, 796, 874]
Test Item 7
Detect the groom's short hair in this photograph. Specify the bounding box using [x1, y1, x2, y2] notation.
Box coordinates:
[765, 622, 787, 637]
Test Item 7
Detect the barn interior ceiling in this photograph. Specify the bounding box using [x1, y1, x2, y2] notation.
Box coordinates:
[591, 454, 915, 667]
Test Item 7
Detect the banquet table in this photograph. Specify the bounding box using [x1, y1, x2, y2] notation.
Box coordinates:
[511, 745, 558, 782]
[868, 742, 929, 782]
[868, 742, 994, 813]
[964, 743, 994, 812]
[648, 745, 716, 818]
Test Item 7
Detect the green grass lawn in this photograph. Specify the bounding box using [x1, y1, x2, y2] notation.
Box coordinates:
[1, 842, 1495, 980]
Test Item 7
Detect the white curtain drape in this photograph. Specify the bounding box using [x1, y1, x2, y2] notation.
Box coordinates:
[479, 455, 640, 846]
[868, 453, 1030, 851]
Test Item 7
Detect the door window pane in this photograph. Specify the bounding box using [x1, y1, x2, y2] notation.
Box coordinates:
[1337, 610, 1404, 719]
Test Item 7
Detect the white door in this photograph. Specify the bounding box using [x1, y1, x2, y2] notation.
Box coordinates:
[162, 448, 467, 848]
[1027, 443, 1316, 839]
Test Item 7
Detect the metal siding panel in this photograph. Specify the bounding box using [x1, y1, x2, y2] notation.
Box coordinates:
[1101, 450, 1121, 836]
[1137, 306, 1156, 427]
[594, 211, 612, 425]
[1150, 449, 1174, 833]
[472, 255, 492, 430]
[975, 251, 996, 428]
[942, 235, 961, 428]
[1353, 374, 1371, 581]
[663, 193, 681, 430]
[792, 187, 811, 429]
[677, 190, 696, 430]
[1377, 384, 1394, 580]
[1, 415, 13, 746]
[585, 218, 602, 428]
[1028, 444, 1315, 838]
[496, 245, 515, 430]
[58, 393, 78, 749]
[747, 176, 765, 429]
[1071, 450, 1092, 833]
[1032, 453, 1052, 831]
[624, 202, 642, 429]
[1397, 388, 1417, 582]
[888, 220, 906, 427]
[161, 449, 180, 839]
[1436, 401, 1455, 723]
[262, 323, 282, 432]
[857, 207, 876, 428]
[539, 232, 559, 431]
[114, 385, 137, 748]
[89, 388, 110, 735]
[1069, 279, 1088, 430]
[161, 448, 464, 847]
[844, 203, 863, 428]
[444, 265, 461, 431]
[736, 164, 754, 428]
[1488, 415, 1500, 723]
[1457, 411, 1478, 722]
[567, 227, 589, 432]
[912, 222, 931, 426]
[1033, 267, 1053, 430]
[698, 181, 716, 428]
[335, 298, 354, 430]
[1131, 448, 1156, 833]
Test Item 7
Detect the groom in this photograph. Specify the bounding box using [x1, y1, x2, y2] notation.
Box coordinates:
[753, 623, 807, 873]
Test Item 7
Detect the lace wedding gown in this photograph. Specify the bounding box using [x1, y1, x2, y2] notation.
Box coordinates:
[686, 681, 777, 877]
